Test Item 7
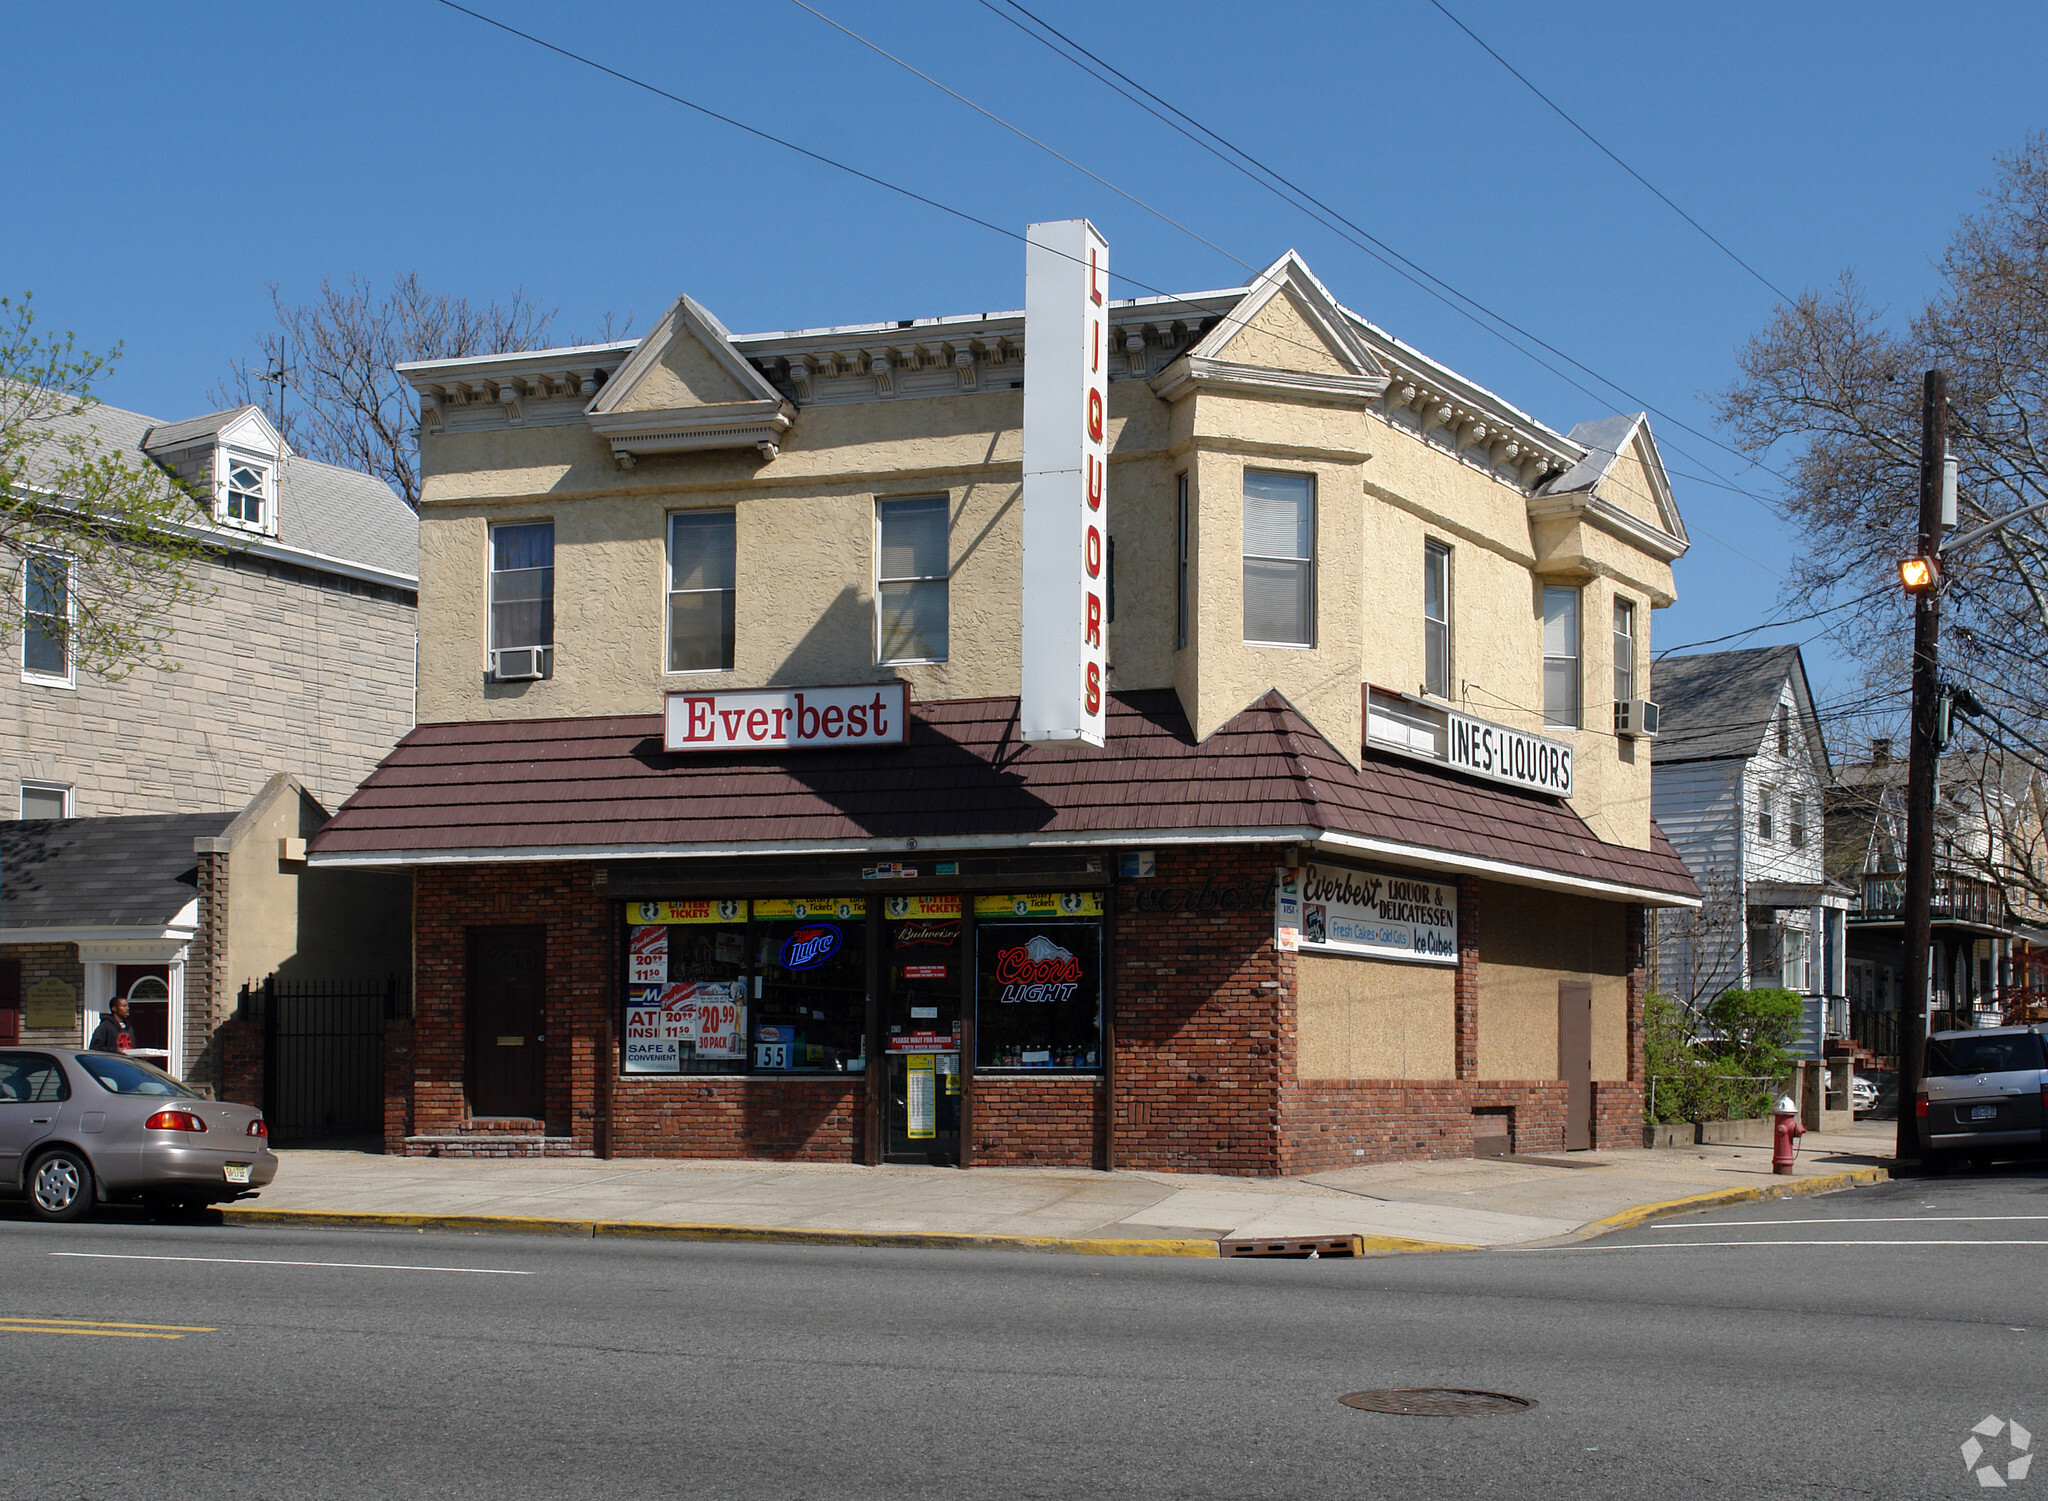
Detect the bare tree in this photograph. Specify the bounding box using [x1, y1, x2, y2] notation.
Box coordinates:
[212, 273, 628, 509]
[1718, 132, 2048, 749]
[0, 293, 221, 677]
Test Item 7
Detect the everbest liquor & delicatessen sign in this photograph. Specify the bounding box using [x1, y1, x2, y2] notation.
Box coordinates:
[1274, 862, 1458, 966]
[665, 683, 907, 752]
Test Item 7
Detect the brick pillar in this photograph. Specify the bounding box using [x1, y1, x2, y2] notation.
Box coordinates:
[385, 1015, 414, 1153]
[1455, 875, 1480, 1080]
[190, 843, 231, 1093]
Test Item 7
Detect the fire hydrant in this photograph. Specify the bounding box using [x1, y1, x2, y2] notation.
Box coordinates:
[1772, 1095, 1805, 1175]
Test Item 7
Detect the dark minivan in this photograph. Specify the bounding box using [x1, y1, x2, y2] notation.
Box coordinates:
[1919, 1026, 2048, 1166]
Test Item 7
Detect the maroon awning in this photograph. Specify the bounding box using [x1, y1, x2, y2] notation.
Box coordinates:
[310, 689, 1698, 903]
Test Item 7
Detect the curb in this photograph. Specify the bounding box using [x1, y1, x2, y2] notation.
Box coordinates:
[1536, 1165, 1891, 1247]
[218, 1206, 1218, 1258]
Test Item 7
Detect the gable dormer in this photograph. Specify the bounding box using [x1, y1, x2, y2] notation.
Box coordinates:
[141, 404, 291, 538]
[584, 294, 796, 467]
[1149, 251, 1390, 407]
[1532, 413, 1689, 568]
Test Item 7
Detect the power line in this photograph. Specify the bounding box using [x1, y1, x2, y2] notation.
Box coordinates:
[973, 0, 1794, 516]
[1654, 585, 1890, 657]
[1423, 0, 1795, 307]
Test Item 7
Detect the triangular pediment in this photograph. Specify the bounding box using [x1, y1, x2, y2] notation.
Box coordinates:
[588, 294, 785, 416]
[1541, 413, 1689, 555]
[1190, 252, 1387, 381]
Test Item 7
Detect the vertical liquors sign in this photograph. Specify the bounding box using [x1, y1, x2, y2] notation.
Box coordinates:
[1020, 218, 1110, 747]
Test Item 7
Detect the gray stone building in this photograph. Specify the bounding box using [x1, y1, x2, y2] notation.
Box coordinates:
[5, 400, 417, 818]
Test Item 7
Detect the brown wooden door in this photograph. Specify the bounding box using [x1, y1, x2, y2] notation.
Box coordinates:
[0, 961, 19, 1046]
[1558, 980, 1593, 1150]
[469, 927, 546, 1120]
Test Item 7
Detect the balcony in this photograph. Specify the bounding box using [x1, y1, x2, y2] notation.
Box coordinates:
[1851, 871, 2006, 928]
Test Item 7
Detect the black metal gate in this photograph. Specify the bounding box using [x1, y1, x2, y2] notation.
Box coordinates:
[245, 977, 405, 1144]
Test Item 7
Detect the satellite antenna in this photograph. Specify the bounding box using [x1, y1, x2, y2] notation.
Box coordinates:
[256, 336, 293, 531]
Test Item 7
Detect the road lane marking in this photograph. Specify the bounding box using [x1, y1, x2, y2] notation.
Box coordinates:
[51, 1253, 531, 1275]
[1562, 1239, 2048, 1251]
[0, 1316, 214, 1340]
[1665, 1212, 2048, 1226]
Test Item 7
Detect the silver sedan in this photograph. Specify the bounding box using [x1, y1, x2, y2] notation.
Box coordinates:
[0, 1047, 278, 1222]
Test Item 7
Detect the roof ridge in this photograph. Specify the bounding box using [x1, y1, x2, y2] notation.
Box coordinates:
[1257, 689, 1334, 834]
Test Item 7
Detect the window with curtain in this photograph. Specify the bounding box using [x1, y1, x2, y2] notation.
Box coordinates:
[1541, 586, 1580, 728]
[489, 522, 554, 651]
[1242, 470, 1313, 646]
[1612, 598, 1635, 706]
[877, 496, 949, 663]
[1423, 540, 1451, 697]
[668, 510, 736, 672]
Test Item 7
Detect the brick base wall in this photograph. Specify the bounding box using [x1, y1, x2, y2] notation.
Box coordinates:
[972, 1075, 1102, 1167]
[1112, 844, 1289, 1175]
[609, 1077, 862, 1160]
[1590, 1079, 1645, 1150]
[4, 942, 85, 1046]
[1279, 1080, 1570, 1171]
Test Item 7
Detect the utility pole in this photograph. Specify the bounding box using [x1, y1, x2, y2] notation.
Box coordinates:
[1896, 369, 1946, 1163]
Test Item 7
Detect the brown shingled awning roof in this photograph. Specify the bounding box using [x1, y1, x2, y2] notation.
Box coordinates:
[310, 689, 1698, 904]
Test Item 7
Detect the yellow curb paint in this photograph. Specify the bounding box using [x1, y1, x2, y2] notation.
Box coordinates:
[1354, 1235, 1479, 1254]
[221, 1208, 597, 1238]
[594, 1221, 1220, 1258]
[1572, 1167, 1891, 1242]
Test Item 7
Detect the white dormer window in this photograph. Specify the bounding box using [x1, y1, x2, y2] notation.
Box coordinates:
[218, 451, 276, 534]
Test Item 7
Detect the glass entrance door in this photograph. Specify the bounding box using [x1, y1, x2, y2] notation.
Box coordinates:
[880, 898, 963, 1164]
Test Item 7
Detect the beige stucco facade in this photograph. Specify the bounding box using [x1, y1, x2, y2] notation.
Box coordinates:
[405, 252, 1686, 859]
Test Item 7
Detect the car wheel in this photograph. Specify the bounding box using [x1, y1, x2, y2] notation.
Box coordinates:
[26, 1147, 94, 1223]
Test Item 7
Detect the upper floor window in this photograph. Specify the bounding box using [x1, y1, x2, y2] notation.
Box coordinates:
[490, 522, 554, 652]
[1613, 598, 1636, 706]
[668, 510, 736, 673]
[1423, 540, 1451, 698]
[877, 496, 948, 664]
[1776, 704, 1791, 757]
[1175, 474, 1189, 651]
[1758, 782, 1777, 842]
[1243, 470, 1313, 647]
[22, 553, 72, 685]
[18, 782, 69, 820]
[220, 454, 273, 531]
[1541, 585, 1580, 729]
[1789, 796, 1808, 850]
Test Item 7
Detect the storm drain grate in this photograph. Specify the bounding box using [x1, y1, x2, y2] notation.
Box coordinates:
[1338, 1388, 1535, 1417]
[1218, 1235, 1362, 1258]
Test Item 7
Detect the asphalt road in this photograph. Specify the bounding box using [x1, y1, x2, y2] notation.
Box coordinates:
[1, 1164, 2044, 1501]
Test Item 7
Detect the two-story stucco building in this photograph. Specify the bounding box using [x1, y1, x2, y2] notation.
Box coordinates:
[310, 245, 1698, 1170]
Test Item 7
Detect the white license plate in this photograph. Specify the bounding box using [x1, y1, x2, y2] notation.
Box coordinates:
[223, 1162, 253, 1185]
[1970, 1105, 1998, 1122]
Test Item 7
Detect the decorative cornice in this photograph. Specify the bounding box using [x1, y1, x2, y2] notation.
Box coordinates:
[585, 398, 796, 466]
[1148, 355, 1390, 407]
[1526, 489, 1688, 563]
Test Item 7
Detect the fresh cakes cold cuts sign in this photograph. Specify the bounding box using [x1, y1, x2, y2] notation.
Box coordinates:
[1274, 862, 1457, 966]
[665, 683, 908, 752]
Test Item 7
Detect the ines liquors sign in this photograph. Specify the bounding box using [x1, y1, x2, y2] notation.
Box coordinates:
[1019, 218, 1110, 748]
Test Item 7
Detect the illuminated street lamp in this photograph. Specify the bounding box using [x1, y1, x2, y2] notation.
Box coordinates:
[1898, 556, 1940, 594]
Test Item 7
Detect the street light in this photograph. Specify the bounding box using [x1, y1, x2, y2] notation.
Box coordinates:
[1898, 556, 1939, 594]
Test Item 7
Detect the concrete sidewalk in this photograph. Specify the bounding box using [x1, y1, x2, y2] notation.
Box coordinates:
[227, 1121, 1897, 1254]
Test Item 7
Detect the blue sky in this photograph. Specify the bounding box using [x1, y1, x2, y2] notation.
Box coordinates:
[8, 1, 2045, 731]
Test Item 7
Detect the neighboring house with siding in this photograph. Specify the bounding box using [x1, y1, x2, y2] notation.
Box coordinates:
[4, 398, 419, 818]
[1648, 645, 1847, 1050]
[0, 393, 419, 1092]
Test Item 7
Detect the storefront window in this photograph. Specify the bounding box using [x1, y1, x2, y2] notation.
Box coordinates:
[622, 897, 870, 1076]
[974, 893, 1104, 1071]
[623, 901, 750, 1075]
[752, 898, 869, 1073]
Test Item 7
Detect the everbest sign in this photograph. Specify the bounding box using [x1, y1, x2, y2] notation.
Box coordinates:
[664, 683, 907, 752]
[1019, 218, 1109, 748]
[1274, 861, 1458, 966]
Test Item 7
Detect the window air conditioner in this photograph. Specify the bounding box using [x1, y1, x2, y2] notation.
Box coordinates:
[1614, 698, 1661, 739]
[491, 646, 548, 682]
